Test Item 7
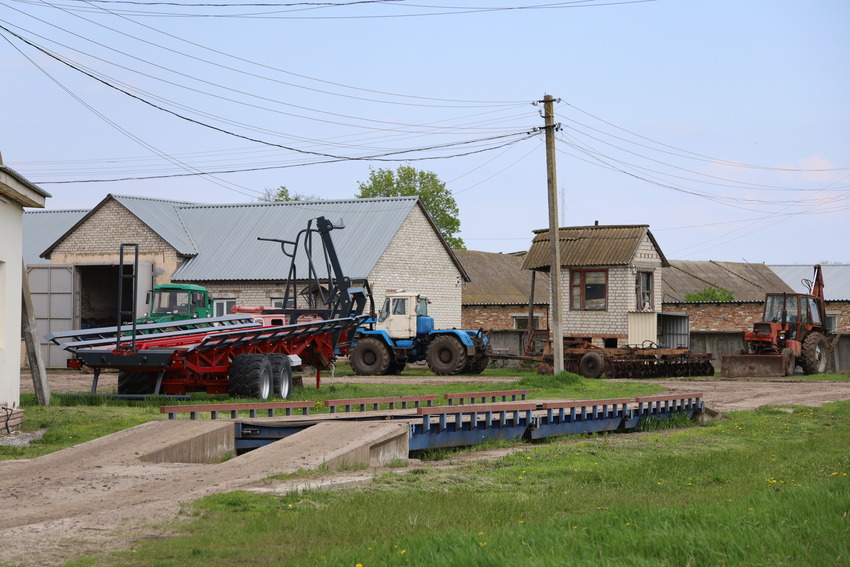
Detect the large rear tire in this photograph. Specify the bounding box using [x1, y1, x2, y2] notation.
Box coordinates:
[578, 352, 606, 379]
[801, 332, 828, 375]
[228, 353, 273, 399]
[464, 355, 490, 374]
[268, 354, 293, 399]
[350, 337, 392, 375]
[427, 335, 467, 375]
[117, 371, 154, 395]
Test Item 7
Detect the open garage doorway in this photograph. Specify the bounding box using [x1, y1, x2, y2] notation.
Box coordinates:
[76, 263, 152, 328]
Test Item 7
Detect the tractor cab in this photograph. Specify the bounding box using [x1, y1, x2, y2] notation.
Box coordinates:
[376, 291, 434, 339]
[139, 284, 213, 323]
[749, 292, 823, 352]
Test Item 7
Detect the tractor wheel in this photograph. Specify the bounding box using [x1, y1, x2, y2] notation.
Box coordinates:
[781, 348, 796, 376]
[427, 335, 467, 375]
[464, 355, 490, 374]
[350, 338, 391, 375]
[117, 371, 154, 395]
[268, 354, 293, 399]
[801, 332, 829, 375]
[578, 352, 606, 379]
[385, 361, 407, 375]
[228, 353, 273, 399]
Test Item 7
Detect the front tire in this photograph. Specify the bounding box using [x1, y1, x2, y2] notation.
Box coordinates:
[229, 353, 273, 399]
[427, 335, 467, 375]
[801, 332, 828, 375]
[350, 337, 392, 375]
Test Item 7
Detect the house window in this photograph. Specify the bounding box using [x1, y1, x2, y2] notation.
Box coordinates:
[214, 299, 236, 317]
[271, 298, 294, 309]
[512, 314, 541, 330]
[570, 269, 607, 311]
[636, 271, 653, 311]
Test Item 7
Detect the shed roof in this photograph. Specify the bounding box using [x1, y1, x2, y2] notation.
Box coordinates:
[23, 209, 88, 264]
[522, 224, 668, 271]
[454, 250, 549, 306]
[0, 164, 49, 208]
[768, 264, 850, 301]
[662, 260, 792, 303]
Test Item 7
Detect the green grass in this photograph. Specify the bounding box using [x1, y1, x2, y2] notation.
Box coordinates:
[79, 401, 850, 567]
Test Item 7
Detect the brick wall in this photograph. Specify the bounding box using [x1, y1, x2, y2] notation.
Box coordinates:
[462, 305, 549, 330]
[368, 206, 463, 329]
[663, 300, 850, 333]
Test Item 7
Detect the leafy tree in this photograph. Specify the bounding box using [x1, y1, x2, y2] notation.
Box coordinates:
[356, 165, 464, 249]
[259, 186, 319, 202]
[684, 286, 734, 302]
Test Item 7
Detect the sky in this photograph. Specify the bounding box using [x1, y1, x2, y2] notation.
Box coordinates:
[2, 0, 848, 264]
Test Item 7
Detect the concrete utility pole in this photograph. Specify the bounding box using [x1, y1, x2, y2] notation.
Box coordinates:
[541, 94, 564, 374]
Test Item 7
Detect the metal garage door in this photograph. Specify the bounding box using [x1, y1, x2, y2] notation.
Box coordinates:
[27, 265, 74, 367]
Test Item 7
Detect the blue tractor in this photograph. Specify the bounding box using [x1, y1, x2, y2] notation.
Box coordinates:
[349, 290, 490, 375]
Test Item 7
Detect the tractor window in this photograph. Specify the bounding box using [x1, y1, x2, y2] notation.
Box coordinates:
[392, 298, 407, 315]
[808, 298, 822, 325]
[785, 296, 799, 322]
[378, 298, 391, 323]
[153, 291, 190, 314]
[764, 296, 781, 322]
[417, 297, 428, 316]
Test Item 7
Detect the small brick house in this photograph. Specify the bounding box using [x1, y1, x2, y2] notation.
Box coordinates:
[521, 224, 670, 347]
[29, 194, 469, 365]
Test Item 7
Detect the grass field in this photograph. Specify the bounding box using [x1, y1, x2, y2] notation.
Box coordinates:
[7, 369, 850, 566]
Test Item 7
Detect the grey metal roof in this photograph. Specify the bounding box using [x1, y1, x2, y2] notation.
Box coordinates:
[522, 225, 669, 271]
[768, 264, 850, 301]
[23, 209, 88, 264]
[113, 195, 198, 255]
[662, 260, 792, 303]
[171, 197, 419, 281]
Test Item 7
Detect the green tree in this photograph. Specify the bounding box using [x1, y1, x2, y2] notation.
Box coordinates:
[684, 286, 734, 302]
[356, 165, 465, 249]
[259, 186, 319, 202]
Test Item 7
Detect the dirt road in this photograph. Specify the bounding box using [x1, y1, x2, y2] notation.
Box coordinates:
[5, 369, 850, 566]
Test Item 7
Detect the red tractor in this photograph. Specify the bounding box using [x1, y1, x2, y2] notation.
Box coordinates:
[723, 265, 833, 377]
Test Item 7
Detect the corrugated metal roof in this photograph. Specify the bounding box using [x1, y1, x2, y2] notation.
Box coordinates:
[171, 197, 419, 281]
[769, 264, 850, 301]
[662, 260, 792, 303]
[522, 225, 668, 270]
[113, 195, 198, 255]
[454, 250, 549, 305]
[23, 209, 88, 264]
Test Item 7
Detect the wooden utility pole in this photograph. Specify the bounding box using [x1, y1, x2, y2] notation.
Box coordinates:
[21, 262, 50, 405]
[542, 94, 564, 374]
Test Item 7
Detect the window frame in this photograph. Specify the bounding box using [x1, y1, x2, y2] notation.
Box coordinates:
[636, 270, 654, 311]
[570, 269, 608, 311]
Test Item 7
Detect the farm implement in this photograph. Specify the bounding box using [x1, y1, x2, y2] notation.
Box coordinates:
[562, 341, 715, 379]
[46, 216, 370, 398]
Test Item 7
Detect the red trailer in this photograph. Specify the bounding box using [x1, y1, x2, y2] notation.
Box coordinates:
[47, 216, 370, 399]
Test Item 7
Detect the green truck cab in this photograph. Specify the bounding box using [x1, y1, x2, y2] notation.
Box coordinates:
[137, 283, 214, 323]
